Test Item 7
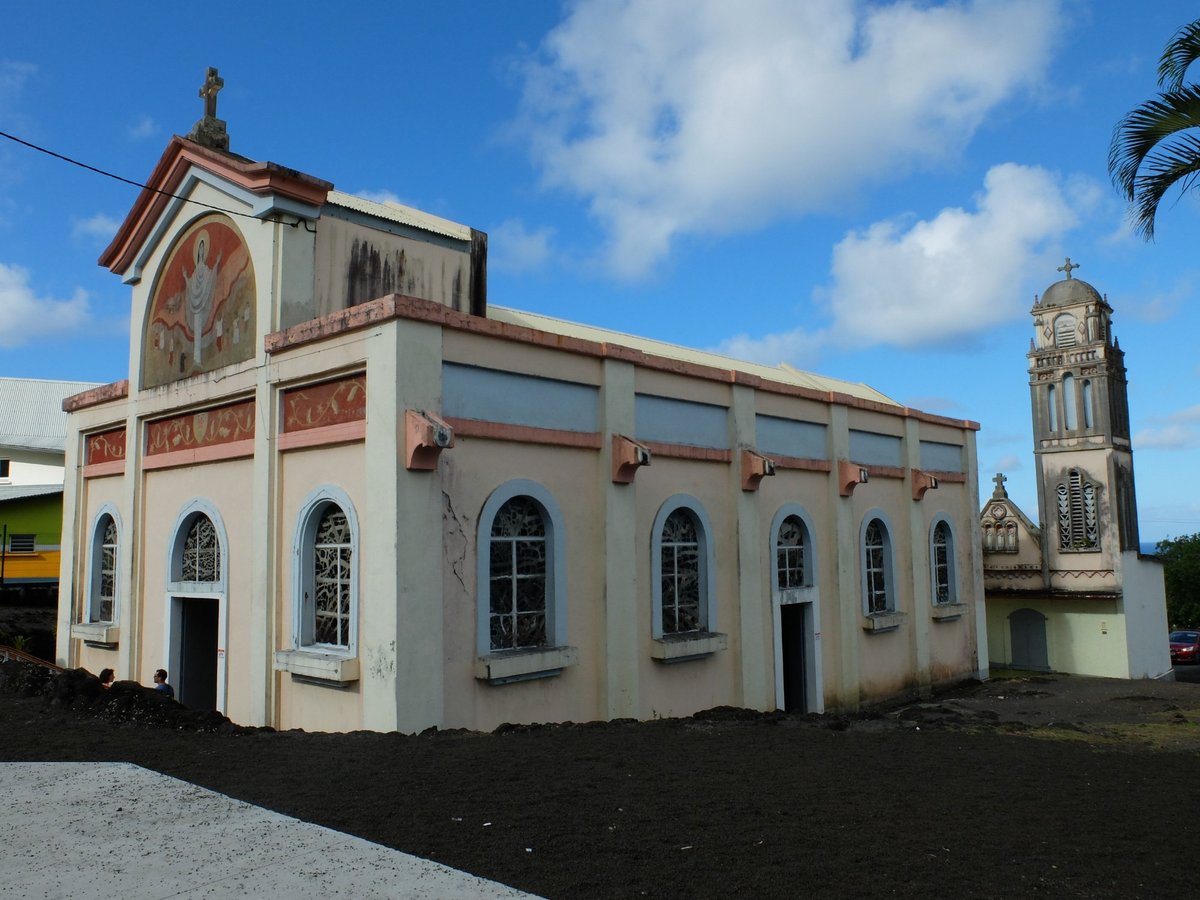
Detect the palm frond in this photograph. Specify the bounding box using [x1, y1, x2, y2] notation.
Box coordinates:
[1128, 132, 1200, 239]
[1108, 85, 1200, 199]
[1158, 19, 1200, 89]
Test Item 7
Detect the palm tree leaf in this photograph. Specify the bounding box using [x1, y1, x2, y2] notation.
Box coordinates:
[1108, 85, 1200, 199]
[1158, 19, 1200, 89]
[1129, 133, 1200, 239]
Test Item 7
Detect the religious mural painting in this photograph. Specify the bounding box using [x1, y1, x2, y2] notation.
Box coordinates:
[143, 214, 255, 387]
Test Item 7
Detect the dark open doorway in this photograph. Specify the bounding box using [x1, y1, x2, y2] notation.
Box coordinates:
[178, 597, 218, 711]
[781, 603, 808, 713]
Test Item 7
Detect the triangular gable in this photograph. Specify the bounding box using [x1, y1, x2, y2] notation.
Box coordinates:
[99, 136, 332, 283]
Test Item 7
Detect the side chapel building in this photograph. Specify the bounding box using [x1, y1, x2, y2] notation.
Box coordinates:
[980, 262, 1170, 679]
[56, 72, 989, 732]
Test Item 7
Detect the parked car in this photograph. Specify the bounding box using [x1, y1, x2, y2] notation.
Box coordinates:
[1169, 630, 1200, 665]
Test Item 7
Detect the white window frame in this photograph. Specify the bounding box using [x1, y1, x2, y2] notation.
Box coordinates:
[85, 505, 121, 624]
[768, 503, 822, 713]
[771, 505, 816, 595]
[929, 515, 957, 606]
[651, 494, 717, 641]
[473, 480, 576, 684]
[860, 511, 897, 617]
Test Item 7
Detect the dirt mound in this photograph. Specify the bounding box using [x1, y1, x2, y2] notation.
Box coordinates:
[0, 660, 254, 733]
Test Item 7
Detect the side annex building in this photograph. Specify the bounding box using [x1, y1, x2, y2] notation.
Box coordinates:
[56, 99, 988, 733]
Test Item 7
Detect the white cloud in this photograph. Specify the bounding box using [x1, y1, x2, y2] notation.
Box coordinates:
[518, 0, 1062, 277]
[715, 327, 827, 368]
[715, 163, 1078, 362]
[489, 218, 555, 273]
[0, 263, 92, 347]
[1135, 405, 1200, 450]
[992, 454, 1022, 473]
[128, 115, 157, 140]
[0, 60, 35, 116]
[72, 213, 120, 242]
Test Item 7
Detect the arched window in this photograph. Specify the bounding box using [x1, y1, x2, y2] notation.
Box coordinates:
[1054, 313, 1077, 348]
[1057, 468, 1099, 551]
[775, 514, 812, 591]
[86, 510, 119, 623]
[651, 495, 716, 638]
[1063, 373, 1078, 430]
[476, 480, 567, 657]
[180, 515, 220, 582]
[1082, 379, 1094, 429]
[489, 496, 549, 650]
[861, 516, 895, 615]
[930, 519, 956, 605]
[293, 487, 359, 652]
[1047, 384, 1058, 432]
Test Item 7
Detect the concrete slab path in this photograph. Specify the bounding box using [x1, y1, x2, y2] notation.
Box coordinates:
[0, 763, 537, 899]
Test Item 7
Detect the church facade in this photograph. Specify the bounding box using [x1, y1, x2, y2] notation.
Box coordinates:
[980, 264, 1170, 679]
[55, 85, 989, 733]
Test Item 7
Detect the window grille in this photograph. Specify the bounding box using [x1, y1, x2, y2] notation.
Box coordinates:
[1058, 469, 1099, 550]
[932, 521, 951, 604]
[313, 507, 352, 646]
[660, 509, 701, 633]
[98, 517, 117, 622]
[489, 496, 547, 650]
[1054, 313, 1077, 348]
[864, 520, 888, 613]
[181, 515, 220, 581]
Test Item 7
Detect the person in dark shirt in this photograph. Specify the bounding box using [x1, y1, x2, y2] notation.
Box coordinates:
[152, 668, 175, 699]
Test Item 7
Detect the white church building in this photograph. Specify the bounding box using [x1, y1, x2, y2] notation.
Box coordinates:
[56, 72, 990, 733]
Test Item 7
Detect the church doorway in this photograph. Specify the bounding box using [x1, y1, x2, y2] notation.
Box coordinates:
[176, 597, 219, 711]
[1009, 608, 1049, 671]
[780, 603, 808, 712]
[773, 596, 822, 714]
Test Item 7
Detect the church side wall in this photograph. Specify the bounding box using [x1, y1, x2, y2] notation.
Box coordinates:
[985, 594, 1127, 678]
[1119, 551, 1171, 679]
[71, 474, 126, 678]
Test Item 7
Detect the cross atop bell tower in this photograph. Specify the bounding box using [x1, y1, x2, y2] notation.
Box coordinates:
[187, 67, 230, 152]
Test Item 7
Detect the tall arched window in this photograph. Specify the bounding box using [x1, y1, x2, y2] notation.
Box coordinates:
[861, 517, 895, 614]
[1082, 379, 1094, 429]
[476, 480, 567, 659]
[489, 496, 549, 650]
[1063, 373, 1078, 430]
[293, 486, 359, 653]
[930, 519, 956, 606]
[651, 495, 716, 640]
[86, 510, 119, 623]
[1047, 384, 1058, 432]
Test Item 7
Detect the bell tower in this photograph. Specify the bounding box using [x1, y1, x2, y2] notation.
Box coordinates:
[1028, 259, 1140, 562]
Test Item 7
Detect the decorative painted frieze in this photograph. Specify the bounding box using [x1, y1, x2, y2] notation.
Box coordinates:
[146, 399, 255, 455]
[86, 428, 127, 465]
[281, 375, 367, 433]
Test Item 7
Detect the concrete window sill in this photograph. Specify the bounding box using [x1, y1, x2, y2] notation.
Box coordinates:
[862, 611, 907, 633]
[71, 622, 119, 648]
[274, 650, 360, 684]
[651, 631, 728, 663]
[475, 646, 578, 685]
[931, 603, 967, 621]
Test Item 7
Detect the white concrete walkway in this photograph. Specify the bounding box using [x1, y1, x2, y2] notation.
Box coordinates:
[0, 763, 537, 899]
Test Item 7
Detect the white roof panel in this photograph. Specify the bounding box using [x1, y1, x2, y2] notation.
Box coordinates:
[0, 378, 101, 452]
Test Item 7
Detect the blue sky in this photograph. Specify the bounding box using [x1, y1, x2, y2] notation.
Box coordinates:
[1, 0, 1198, 542]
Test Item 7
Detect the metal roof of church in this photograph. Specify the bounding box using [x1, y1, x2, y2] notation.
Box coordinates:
[0, 378, 101, 453]
[326, 190, 474, 242]
[0, 484, 63, 503]
[488, 307, 899, 406]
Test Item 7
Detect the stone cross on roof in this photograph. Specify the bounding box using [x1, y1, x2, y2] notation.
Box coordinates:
[199, 67, 224, 119]
[187, 66, 230, 152]
[991, 472, 1008, 499]
[1057, 257, 1079, 280]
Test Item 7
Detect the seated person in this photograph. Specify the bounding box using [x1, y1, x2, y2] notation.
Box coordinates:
[152, 668, 175, 699]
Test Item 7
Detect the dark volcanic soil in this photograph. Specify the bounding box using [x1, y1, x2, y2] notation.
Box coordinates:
[2, 660, 1200, 899]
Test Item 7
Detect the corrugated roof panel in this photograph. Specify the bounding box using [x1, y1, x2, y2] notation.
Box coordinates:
[486, 307, 899, 407]
[0, 378, 101, 452]
[325, 190, 473, 242]
[0, 483, 64, 503]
